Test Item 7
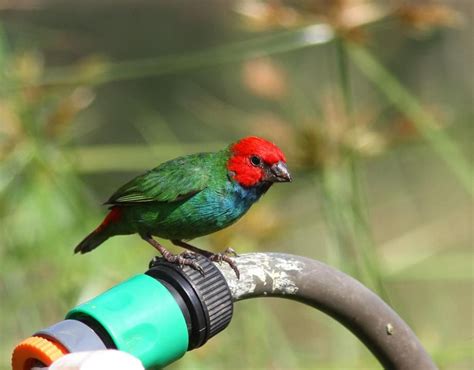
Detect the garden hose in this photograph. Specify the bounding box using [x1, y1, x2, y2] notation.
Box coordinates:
[11, 255, 232, 370]
[12, 253, 437, 370]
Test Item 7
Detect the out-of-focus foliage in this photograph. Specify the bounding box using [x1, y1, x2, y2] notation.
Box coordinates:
[0, 1, 472, 369]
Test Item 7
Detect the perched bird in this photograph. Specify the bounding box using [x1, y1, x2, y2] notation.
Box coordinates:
[74, 136, 291, 277]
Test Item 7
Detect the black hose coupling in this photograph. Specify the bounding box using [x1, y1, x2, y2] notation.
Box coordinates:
[146, 254, 234, 350]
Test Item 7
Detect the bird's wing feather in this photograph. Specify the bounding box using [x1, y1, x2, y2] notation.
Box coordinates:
[105, 154, 212, 205]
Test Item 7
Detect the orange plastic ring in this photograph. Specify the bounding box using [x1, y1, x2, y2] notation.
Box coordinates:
[12, 336, 68, 370]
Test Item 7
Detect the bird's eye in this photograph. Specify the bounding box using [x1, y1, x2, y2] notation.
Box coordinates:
[250, 155, 262, 166]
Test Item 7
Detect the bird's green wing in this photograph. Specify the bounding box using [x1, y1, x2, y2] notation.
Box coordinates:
[105, 153, 213, 204]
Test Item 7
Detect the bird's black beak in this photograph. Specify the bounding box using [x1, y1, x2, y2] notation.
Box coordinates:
[266, 161, 292, 183]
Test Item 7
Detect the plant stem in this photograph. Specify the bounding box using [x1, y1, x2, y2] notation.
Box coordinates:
[4, 25, 334, 91]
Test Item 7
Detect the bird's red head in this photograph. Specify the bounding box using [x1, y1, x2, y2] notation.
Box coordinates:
[227, 136, 291, 187]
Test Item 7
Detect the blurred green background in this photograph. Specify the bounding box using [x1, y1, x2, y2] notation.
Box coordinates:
[0, 1, 472, 369]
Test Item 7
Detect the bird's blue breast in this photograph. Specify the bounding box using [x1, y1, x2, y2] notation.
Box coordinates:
[221, 181, 266, 217]
[176, 180, 270, 238]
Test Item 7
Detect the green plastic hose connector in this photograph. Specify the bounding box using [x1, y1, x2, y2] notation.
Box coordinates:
[67, 274, 188, 369]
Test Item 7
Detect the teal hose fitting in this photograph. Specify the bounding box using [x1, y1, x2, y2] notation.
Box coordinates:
[22, 254, 234, 370]
[67, 274, 188, 368]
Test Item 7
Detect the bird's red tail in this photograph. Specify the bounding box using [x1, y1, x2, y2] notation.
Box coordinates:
[74, 207, 122, 254]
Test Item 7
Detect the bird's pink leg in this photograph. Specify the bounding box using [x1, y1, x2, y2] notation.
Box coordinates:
[171, 239, 240, 279]
[141, 234, 204, 275]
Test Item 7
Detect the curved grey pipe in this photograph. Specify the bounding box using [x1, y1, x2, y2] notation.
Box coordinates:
[216, 253, 437, 370]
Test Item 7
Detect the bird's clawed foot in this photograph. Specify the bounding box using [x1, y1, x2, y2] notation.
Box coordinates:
[179, 249, 197, 259]
[149, 250, 204, 276]
[224, 247, 239, 257]
[208, 248, 240, 279]
[171, 240, 240, 279]
[175, 250, 205, 275]
[143, 234, 205, 275]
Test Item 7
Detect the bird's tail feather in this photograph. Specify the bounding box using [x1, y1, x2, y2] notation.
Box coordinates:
[74, 207, 122, 254]
[74, 230, 109, 254]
